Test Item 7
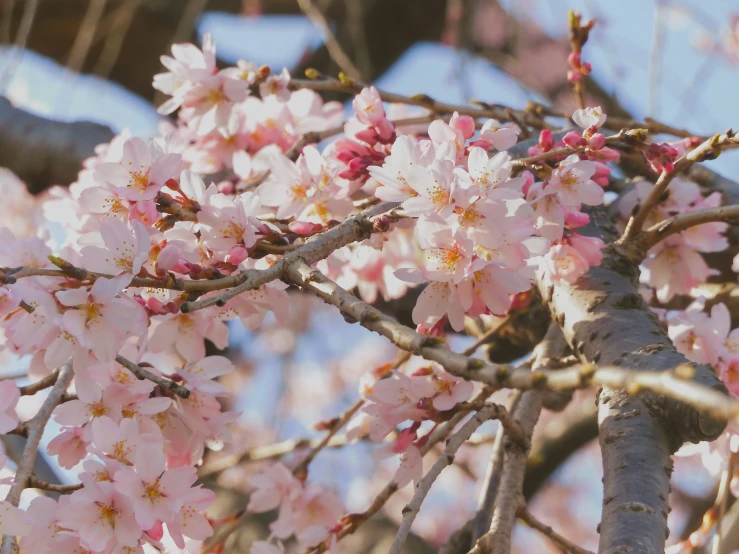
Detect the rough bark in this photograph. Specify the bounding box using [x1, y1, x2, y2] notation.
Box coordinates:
[534, 207, 728, 554]
[0, 96, 114, 193]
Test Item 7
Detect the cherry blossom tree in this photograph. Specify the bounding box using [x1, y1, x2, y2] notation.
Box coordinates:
[2, 4, 739, 554]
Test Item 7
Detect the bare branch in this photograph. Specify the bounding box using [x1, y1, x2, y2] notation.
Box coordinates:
[471, 324, 569, 545]
[388, 404, 504, 554]
[631, 204, 739, 261]
[0, 359, 74, 554]
[518, 506, 594, 554]
[27, 474, 83, 493]
[297, 0, 362, 80]
[115, 355, 189, 399]
[181, 201, 402, 312]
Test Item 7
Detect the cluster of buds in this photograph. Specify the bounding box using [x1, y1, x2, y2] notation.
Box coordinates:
[567, 11, 596, 83]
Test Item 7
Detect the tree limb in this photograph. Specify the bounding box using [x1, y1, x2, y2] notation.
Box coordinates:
[535, 205, 728, 554]
[0, 97, 113, 194]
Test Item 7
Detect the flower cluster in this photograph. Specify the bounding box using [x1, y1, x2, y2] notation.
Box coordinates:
[0, 29, 711, 554]
[247, 463, 344, 552]
[360, 357, 474, 487]
[620, 177, 728, 302]
[367, 106, 610, 331]
[662, 299, 739, 395]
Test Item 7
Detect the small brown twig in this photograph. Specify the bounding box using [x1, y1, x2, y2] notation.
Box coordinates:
[518, 506, 595, 554]
[115, 355, 190, 399]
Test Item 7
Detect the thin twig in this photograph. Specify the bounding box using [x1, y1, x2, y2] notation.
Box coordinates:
[634, 204, 739, 259]
[518, 506, 595, 554]
[620, 132, 739, 242]
[181, 202, 402, 313]
[115, 355, 189, 399]
[27, 474, 83, 493]
[18, 369, 59, 396]
[305, 386, 496, 554]
[387, 404, 502, 554]
[0, 359, 74, 554]
[297, 0, 362, 80]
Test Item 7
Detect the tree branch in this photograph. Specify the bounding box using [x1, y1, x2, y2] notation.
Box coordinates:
[0, 97, 113, 194]
[630, 204, 739, 262]
[518, 506, 594, 554]
[467, 325, 567, 554]
[620, 132, 739, 244]
[115, 355, 189, 399]
[181, 201, 402, 313]
[535, 205, 728, 554]
[471, 324, 569, 544]
[0, 359, 74, 554]
[388, 403, 516, 554]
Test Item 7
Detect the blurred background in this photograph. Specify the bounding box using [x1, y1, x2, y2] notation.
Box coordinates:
[1, 0, 738, 552]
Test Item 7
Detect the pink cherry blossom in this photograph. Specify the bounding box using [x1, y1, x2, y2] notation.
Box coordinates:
[197, 190, 262, 252]
[95, 137, 182, 202]
[541, 243, 591, 285]
[56, 274, 141, 362]
[0, 380, 20, 433]
[80, 218, 151, 275]
[479, 118, 520, 151]
[47, 425, 89, 468]
[114, 460, 197, 529]
[60, 482, 141, 551]
[547, 155, 604, 208]
[641, 236, 715, 302]
[0, 500, 32, 537]
[369, 136, 435, 201]
[571, 106, 607, 129]
[247, 462, 302, 513]
[166, 486, 216, 548]
[149, 311, 228, 361]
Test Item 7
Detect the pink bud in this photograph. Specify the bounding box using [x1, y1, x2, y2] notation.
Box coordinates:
[289, 220, 324, 235]
[564, 210, 590, 228]
[217, 181, 235, 194]
[393, 427, 418, 453]
[156, 243, 181, 272]
[168, 260, 189, 274]
[581, 62, 592, 74]
[567, 69, 583, 83]
[521, 170, 535, 196]
[468, 139, 492, 150]
[587, 133, 606, 150]
[591, 147, 620, 163]
[563, 131, 586, 148]
[376, 119, 397, 143]
[225, 245, 248, 266]
[594, 161, 611, 178]
[146, 521, 164, 542]
[539, 129, 554, 150]
[145, 297, 169, 315]
[567, 51, 582, 67]
[354, 127, 380, 145]
[450, 113, 476, 139]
